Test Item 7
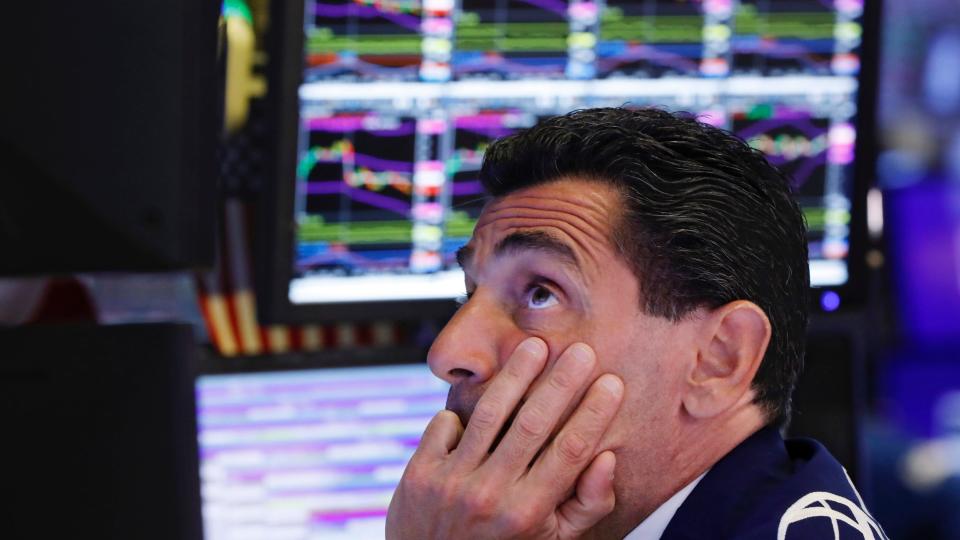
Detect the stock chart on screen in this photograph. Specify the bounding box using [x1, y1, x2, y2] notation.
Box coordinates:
[197, 364, 449, 540]
[289, 0, 866, 305]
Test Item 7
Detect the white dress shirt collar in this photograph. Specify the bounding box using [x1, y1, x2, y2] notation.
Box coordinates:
[622, 471, 708, 540]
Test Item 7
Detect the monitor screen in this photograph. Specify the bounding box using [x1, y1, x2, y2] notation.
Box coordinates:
[196, 363, 448, 540]
[275, 0, 869, 312]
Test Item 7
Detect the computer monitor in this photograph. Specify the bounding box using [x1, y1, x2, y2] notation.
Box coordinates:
[258, 0, 878, 323]
[0, 0, 218, 275]
[1, 324, 203, 540]
[196, 359, 448, 540]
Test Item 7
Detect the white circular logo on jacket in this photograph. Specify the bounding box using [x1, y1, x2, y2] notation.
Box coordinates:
[777, 491, 887, 540]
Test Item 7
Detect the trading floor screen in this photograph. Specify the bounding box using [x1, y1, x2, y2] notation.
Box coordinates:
[290, 0, 865, 305]
[197, 364, 449, 540]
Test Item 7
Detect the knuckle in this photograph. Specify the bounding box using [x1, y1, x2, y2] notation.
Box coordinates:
[401, 461, 424, 485]
[440, 477, 463, 503]
[499, 504, 536, 534]
[585, 383, 621, 415]
[432, 474, 466, 507]
[470, 399, 502, 431]
[514, 409, 548, 440]
[584, 395, 615, 418]
[401, 460, 433, 488]
[406, 466, 453, 502]
[548, 368, 578, 391]
[557, 431, 590, 463]
[461, 485, 496, 518]
[503, 360, 529, 381]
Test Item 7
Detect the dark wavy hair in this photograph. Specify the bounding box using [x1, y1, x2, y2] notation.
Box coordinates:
[479, 107, 809, 426]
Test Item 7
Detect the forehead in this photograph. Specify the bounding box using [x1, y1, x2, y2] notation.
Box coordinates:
[469, 178, 623, 262]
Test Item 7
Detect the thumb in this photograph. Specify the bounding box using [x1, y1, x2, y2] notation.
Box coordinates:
[556, 450, 617, 538]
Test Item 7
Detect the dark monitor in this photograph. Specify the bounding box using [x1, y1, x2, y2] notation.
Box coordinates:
[259, 0, 878, 323]
[0, 324, 203, 540]
[0, 0, 219, 275]
[196, 354, 447, 540]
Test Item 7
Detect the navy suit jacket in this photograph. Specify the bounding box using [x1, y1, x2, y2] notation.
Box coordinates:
[660, 426, 888, 540]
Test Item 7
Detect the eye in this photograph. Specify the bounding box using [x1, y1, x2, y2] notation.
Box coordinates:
[524, 284, 559, 310]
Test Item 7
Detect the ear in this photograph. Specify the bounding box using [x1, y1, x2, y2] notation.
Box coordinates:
[681, 300, 771, 420]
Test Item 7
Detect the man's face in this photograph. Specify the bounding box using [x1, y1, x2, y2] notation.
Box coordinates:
[427, 178, 704, 470]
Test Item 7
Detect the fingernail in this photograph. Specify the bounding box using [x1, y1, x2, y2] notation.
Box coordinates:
[569, 343, 594, 366]
[519, 337, 546, 357]
[600, 375, 623, 396]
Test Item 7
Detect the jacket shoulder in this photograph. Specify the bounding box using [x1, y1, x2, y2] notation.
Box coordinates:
[661, 428, 889, 540]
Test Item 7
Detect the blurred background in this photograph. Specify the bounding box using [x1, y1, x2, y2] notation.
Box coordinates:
[1, 0, 959, 539]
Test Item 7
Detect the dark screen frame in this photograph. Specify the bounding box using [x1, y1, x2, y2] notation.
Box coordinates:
[196, 345, 432, 376]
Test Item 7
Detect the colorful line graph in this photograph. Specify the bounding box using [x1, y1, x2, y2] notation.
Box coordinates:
[597, 43, 703, 75]
[351, 0, 422, 15]
[453, 54, 567, 78]
[305, 52, 421, 80]
[289, 0, 866, 279]
[314, 2, 421, 32]
[737, 116, 828, 142]
[746, 132, 829, 161]
[731, 3, 840, 74]
[596, 2, 705, 77]
[297, 140, 355, 178]
[735, 115, 830, 190]
[451, 180, 484, 197]
[453, 0, 568, 79]
[445, 144, 488, 175]
[306, 0, 425, 81]
[298, 116, 418, 233]
[518, 0, 566, 17]
[305, 116, 417, 136]
[305, 181, 411, 215]
[299, 137, 414, 194]
[454, 115, 520, 138]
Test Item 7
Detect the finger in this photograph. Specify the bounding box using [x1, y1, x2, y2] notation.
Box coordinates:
[486, 342, 596, 475]
[453, 337, 548, 467]
[556, 450, 617, 538]
[411, 410, 464, 463]
[525, 374, 623, 496]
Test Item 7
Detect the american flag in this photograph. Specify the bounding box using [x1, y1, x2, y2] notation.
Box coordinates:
[196, 198, 404, 356]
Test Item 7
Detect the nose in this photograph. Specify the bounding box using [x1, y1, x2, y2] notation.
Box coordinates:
[427, 290, 517, 386]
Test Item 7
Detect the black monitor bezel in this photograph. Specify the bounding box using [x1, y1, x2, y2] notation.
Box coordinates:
[257, 0, 881, 324]
[195, 344, 432, 377]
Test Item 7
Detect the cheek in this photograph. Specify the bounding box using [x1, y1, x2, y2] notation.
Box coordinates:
[518, 309, 590, 353]
[598, 320, 687, 425]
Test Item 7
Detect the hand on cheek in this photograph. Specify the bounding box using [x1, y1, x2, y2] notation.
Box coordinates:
[386, 338, 624, 540]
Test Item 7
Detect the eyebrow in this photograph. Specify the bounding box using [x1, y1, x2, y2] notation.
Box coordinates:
[455, 230, 579, 272]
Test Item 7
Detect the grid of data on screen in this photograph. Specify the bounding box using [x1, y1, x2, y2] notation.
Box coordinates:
[291, 0, 865, 304]
[197, 365, 449, 540]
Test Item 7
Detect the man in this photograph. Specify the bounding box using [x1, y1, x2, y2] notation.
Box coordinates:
[386, 108, 887, 539]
